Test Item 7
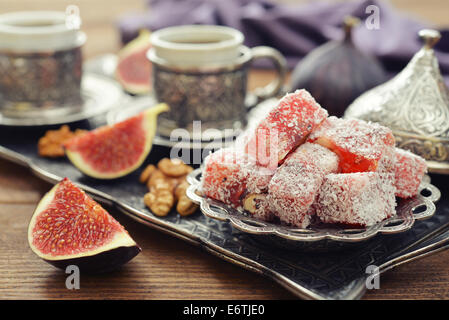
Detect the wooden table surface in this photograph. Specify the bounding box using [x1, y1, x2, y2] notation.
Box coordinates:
[1, 0, 449, 300]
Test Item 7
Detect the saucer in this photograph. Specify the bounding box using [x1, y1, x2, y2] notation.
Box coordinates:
[107, 94, 278, 149]
[0, 72, 126, 126]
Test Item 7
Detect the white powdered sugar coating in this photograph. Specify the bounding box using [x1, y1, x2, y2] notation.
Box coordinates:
[309, 116, 394, 161]
[264, 89, 328, 135]
[316, 172, 396, 227]
[246, 89, 328, 164]
[394, 147, 427, 198]
[201, 92, 407, 229]
[377, 145, 396, 173]
[376, 145, 397, 195]
[201, 148, 248, 209]
[201, 147, 275, 215]
[268, 143, 339, 228]
[242, 162, 275, 194]
[291, 143, 340, 174]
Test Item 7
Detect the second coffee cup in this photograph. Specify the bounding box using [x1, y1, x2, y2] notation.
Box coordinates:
[148, 25, 287, 140]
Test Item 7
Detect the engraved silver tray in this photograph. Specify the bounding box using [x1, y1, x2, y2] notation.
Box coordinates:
[1, 110, 449, 299]
[2, 54, 448, 299]
[187, 168, 440, 244]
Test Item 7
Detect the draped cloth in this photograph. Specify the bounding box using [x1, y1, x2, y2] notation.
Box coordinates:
[118, 0, 449, 81]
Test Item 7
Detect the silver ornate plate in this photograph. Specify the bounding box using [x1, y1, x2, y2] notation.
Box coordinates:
[0, 73, 127, 126]
[187, 168, 440, 244]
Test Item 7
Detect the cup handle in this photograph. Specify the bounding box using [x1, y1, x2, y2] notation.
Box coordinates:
[248, 46, 287, 105]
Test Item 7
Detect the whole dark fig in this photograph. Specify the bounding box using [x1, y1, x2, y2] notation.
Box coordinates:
[290, 16, 387, 117]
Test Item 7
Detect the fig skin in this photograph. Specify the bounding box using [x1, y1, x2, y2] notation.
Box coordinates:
[116, 29, 152, 95]
[45, 245, 141, 274]
[290, 17, 387, 117]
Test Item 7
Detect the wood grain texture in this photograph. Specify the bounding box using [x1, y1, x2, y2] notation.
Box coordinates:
[1, 158, 449, 300]
[1, 0, 449, 300]
[0, 165, 294, 300]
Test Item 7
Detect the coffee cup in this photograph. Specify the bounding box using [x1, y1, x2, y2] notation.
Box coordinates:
[148, 25, 287, 140]
[0, 11, 85, 117]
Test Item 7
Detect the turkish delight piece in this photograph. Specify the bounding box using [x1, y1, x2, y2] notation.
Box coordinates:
[240, 159, 276, 222]
[242, 162, 275, 194]
[375, 145, 397, 196]
[292, 142, 340, 174]
[246, 89, 328, 168]
[394, 148, 427, 198]
[308, 117, 395, 173]
[238, 155, 276, 221]
[235, 133, 276, 193]
[201, 148, 248, 209]
[316, 172, 396, 227]
[268, 143, 339, 228]
[377, 145, 396, 174]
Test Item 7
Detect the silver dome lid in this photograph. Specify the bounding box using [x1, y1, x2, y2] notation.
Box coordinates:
[345, 29, 449, 174]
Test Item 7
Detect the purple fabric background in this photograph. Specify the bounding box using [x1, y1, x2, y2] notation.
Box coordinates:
[117, 0, 449, 81]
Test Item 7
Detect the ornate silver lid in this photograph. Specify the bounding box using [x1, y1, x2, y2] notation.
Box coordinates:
[344, 29, 449, 173]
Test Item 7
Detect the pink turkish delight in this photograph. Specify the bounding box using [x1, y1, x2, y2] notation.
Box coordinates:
[316, 172, 396, 227]
[394, 148, 427, 198]
[268, 143, 339, 228]
[201, 148, 275, 216]
[242, 162, 274, 194]
[201, 148, 248, 209]
[246, 89, 328, 168]
[308, 117, 395, 173]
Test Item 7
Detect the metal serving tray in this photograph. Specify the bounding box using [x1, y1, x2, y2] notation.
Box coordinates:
[1, 110, 449, 299]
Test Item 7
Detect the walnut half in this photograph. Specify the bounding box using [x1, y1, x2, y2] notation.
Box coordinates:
[243, 193, 274, 222]
[140, 159, 197, 217]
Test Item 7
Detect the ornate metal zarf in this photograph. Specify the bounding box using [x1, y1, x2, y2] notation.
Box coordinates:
[345, 29, 449, 174]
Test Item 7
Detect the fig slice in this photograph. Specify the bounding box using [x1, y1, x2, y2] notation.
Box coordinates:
[64, 103, 169, 179]
[28, 178, 141, 273]
[116, 29, 152, 94]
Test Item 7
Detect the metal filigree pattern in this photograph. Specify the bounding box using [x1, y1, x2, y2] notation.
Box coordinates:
[149, 45, 287, 140]
[0, 47, 83, 112]
[153, 64, 248, 138]
[395, 133, 449, 162]
[344, 30, 449, 172]
[0, 73, 126, 126]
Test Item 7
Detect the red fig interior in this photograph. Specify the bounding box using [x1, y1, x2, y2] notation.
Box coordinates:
[28, 178, 140, 272]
